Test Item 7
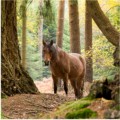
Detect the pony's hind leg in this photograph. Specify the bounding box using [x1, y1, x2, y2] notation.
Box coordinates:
[70, 79, 79, 99]
[52, 74, 58, 94]
[76, 76, 84, 98]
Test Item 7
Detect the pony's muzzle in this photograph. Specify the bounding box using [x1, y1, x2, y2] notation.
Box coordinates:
[44, 61, 50, 66]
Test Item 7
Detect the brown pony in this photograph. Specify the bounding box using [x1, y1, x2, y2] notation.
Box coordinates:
[43, 40, 86, 99]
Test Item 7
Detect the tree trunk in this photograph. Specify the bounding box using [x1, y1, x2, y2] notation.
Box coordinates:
[56, 0, 65, 48]
[87, 0, 120, 66]
[85, 0, 93, 83]
[38, 0, 43, 80]
[56, 0, 65, 89]
[68, 0, 80, 53]
[21, 0, 27, 69]
[87, 0, 119, 47]
[1, 0, 39, 96]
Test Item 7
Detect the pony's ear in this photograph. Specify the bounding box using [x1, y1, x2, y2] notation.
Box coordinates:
[103, 78, 108, 85]
[43, 40, 46, 46]
[50, 40, 53, 46]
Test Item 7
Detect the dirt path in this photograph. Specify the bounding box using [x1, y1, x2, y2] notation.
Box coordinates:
[1, 77, 92, 119]
[2, 78, 75, 119]
[2, 93, 74, 119]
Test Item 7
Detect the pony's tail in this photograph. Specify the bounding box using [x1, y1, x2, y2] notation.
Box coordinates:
[79, 55, 86, 92]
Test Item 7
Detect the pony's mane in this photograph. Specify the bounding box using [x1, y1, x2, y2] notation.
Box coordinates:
[50, 44, 58, 60]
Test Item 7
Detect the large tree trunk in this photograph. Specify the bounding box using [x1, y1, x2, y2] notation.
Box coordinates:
[56, 0, 65, 89]
[68, 0, 80, 53]
[21, 0, 27, 68]
[87, 0, 120, 66]
[1, 0, 39, 96]
[85, 0, 93, 83]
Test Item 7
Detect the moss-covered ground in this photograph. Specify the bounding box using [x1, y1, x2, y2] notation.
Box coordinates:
[42, 96, 98, 119]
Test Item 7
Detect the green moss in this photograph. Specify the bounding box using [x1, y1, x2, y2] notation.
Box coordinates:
[67, 101, 91, 110]
[53, 96, 94, 118]
[65, 108, 97, 119]
[81, 95, 95, 100]
[0, 113, 5, 119]
[58, 99, 91, 112]
[113, 104, 120, 111]
[1, 93, 7, 99]
[42, 96, 96, 118]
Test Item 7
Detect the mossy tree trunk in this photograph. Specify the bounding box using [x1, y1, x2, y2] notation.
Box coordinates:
[56, 0, 65, 89]
[68, 0, 80, 53]
[87, 0, 120, 66]
[85, 0, 93, 83]
[1, 0, 39, 96]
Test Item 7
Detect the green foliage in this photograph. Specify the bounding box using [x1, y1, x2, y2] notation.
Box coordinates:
[65, 108, 97, 119]
[106, 6, 120, 32]
[17, 0, 52, 80]
[92, 35, 118, 80]
[43, 0, 57, 42]
[69, 0, 78, 5]
[63, 20, 70, 52]
[40, 0, 55, 24]
[26, 45, 43, 80]
[42, 65, 51, 78]
[43, 21, 57, 41]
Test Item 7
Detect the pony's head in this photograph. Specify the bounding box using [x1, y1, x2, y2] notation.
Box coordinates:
[42, 40, 54, 66]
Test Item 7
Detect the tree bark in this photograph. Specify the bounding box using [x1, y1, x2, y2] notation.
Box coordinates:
[85, 0, 93, 83]
[1, 0, 39, 96]
[21, 0, 27, 69]
[56, 0, 65, 48]
[68, 0, 80, 53]
[56, 0, 65, 89]
[87, 0, 120, 66]
[87, 0, 119, 46]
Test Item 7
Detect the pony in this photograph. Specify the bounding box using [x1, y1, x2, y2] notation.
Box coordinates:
[42, 40, 86, 99]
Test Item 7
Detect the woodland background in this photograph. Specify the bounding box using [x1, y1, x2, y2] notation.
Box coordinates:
[1, 0, 120, 119]
[17, 0, 119, 81]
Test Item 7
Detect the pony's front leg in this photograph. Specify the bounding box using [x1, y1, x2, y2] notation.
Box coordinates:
[52, 74, 58, 94]
[63, 74, 68, 95]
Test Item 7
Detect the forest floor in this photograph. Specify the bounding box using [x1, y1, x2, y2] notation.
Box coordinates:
[1, 77, 114, 119]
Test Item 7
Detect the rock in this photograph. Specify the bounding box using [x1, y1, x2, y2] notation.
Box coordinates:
[111, 86, 120, 104]
[89, 79, 112, 99]
[104, 109, 120, 119]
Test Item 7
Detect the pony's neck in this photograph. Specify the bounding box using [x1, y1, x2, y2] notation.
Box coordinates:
[50, 45, 58, 62]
